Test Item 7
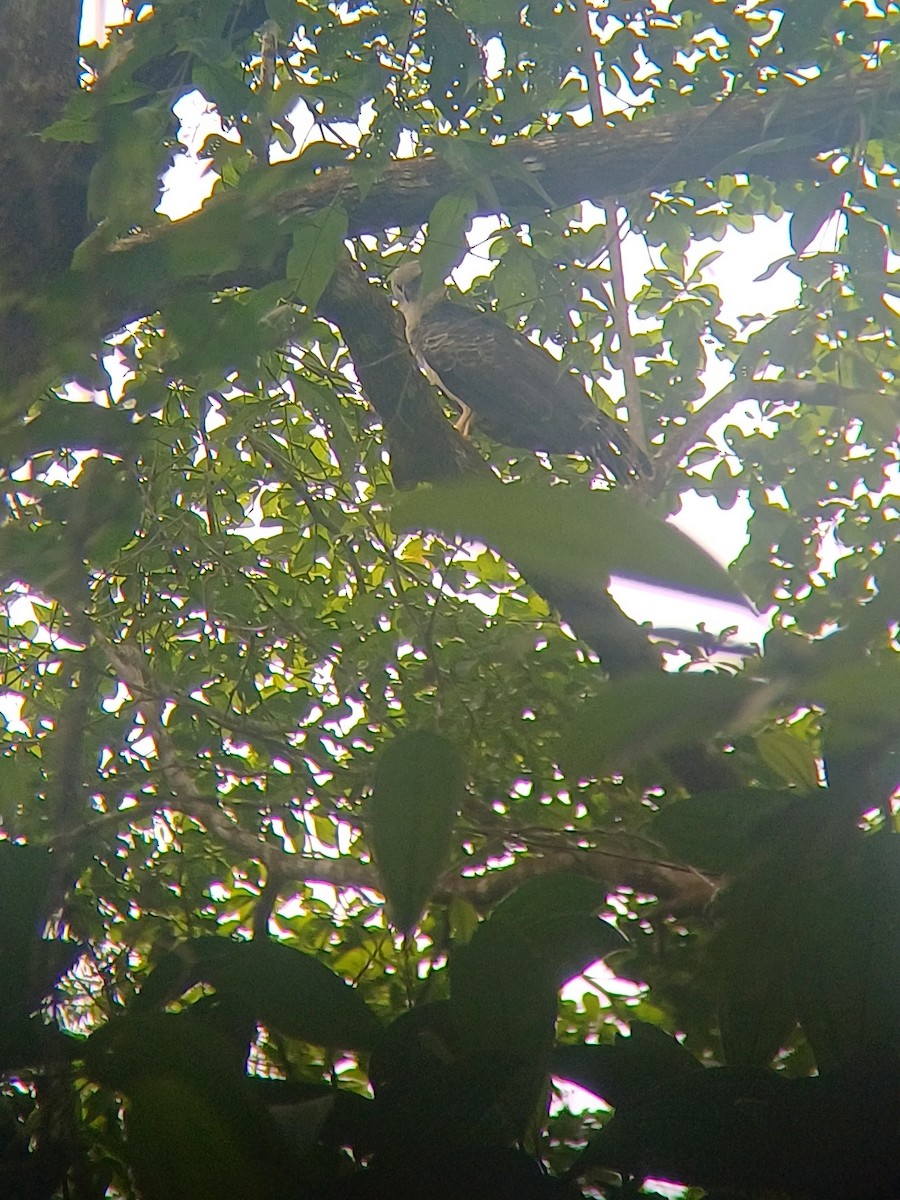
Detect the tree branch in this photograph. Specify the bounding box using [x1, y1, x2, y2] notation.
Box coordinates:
[52, 797, 716, 917]
[0, 0, 88, 369]
[578, 2, 646, 452]
[649, 377, 853, 489]
[318, 257, 486, 487]
[274, 70, 894, 235]
[320, 255, 661, 673]
[7, 66, 894, 412]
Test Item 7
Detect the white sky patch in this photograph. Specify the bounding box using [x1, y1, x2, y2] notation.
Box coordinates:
[670, 488, 750, 567]
[158, 93, 233, 220]
[615, 214, 799, 636]
[0, 692, 28, 734]
[690, 214, 797, 331]
[610, 578, 770, 649]
[101, 682, 132, 714]
[158, 84, 380, 220]
[159, 150, 219, 221]
[80, 0, 126, 45]
[551, 1077, 609, 1118]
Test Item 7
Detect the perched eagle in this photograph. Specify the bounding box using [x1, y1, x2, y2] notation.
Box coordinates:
[390, 261, 644, 481]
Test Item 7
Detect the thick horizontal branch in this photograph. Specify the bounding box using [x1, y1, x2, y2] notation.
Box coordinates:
[442, 846, 716, 914]
[275, 71, 896, 235]
[8, 67, 895, 412]
[77, 67, 900, 345]
[53, 797, 716, 917]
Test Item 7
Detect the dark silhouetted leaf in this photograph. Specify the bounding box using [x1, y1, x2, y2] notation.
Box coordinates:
[85, 1012, 294, 1200]
[648, 789, 794, 872]
[134, 936, 382, 1050]
[791, 833, 900, 1069]
[787, 176, 843, 253]
[369, 730, 464, 934]
[552, 1022, 702, 1108]
[422, 2, 481, 127]
[451, 874, 625, 1057]
[448, 874, 625, 1137]
[709, 799, 827, 1066]
[557, 672, 769, 780]
[569, 1055, 900, 1198]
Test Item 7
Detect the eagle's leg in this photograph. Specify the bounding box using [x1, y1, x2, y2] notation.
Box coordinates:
[453, 403, 475, 438]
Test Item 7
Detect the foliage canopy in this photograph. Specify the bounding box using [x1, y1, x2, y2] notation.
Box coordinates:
[1, 0, 900, 1196]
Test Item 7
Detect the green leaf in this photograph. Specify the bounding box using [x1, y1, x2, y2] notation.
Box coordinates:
[450, 873, 625, 1058]
[709, 799, 825, 1066]
[859, 182, 899, 231]
[448, 896, 479, 944]
[157, 201, 251, 278]
[85, 1014, 288, 1200]
[484, 872, 615, 936]
[551, 1022, 702, 1107]
[285, 206, 349, 309]
[556, 672, 769, 781]
[418, 188, 479, 301]
[0, 842, 52, 967]
[393, 479, 747, 603]
[492, 251, 539, 317]
[0, 395, 139, 471]
[448, 873, 625, 1139]
[86, 104, 171, 230]
[846, 210, 887, 275]
[134, 937, 382, 1050]
[0, 844, 71, 1020]
[791, 834, 900, 1068]
[366, 1000, 507, 1149]
[648, 789, 795, 873]
[40, 114, 99, 144]
[754, 726, 819, 789]
[787, 177, 843, 254]
[567, 1059, 891, 1195]
[369, 730, 464, 934]
[124, 1075, 271, 1200]
[810, 658, 900, 759]
[422, 4, 481, 126]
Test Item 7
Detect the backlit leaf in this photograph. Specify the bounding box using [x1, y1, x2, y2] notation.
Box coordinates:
[394, 479, 747, 603]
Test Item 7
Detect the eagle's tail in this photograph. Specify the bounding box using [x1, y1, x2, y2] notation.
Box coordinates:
[591, 416, 652, 483]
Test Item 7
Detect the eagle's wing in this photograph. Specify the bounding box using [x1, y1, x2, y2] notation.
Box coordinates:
[411, 300, 643, 479]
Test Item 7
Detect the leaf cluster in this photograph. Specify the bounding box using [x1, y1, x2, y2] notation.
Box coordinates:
[1, 0, 900, 1196]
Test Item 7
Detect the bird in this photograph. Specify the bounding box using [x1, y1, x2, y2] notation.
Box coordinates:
[389, 260, 646, 481]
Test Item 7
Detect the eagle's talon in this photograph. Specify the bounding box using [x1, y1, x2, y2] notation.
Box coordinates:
[453, 405, 475, 439]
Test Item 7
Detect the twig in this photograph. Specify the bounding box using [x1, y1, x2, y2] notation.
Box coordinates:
[578, 1, 647, 452]
[648, 377, 830, 492]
